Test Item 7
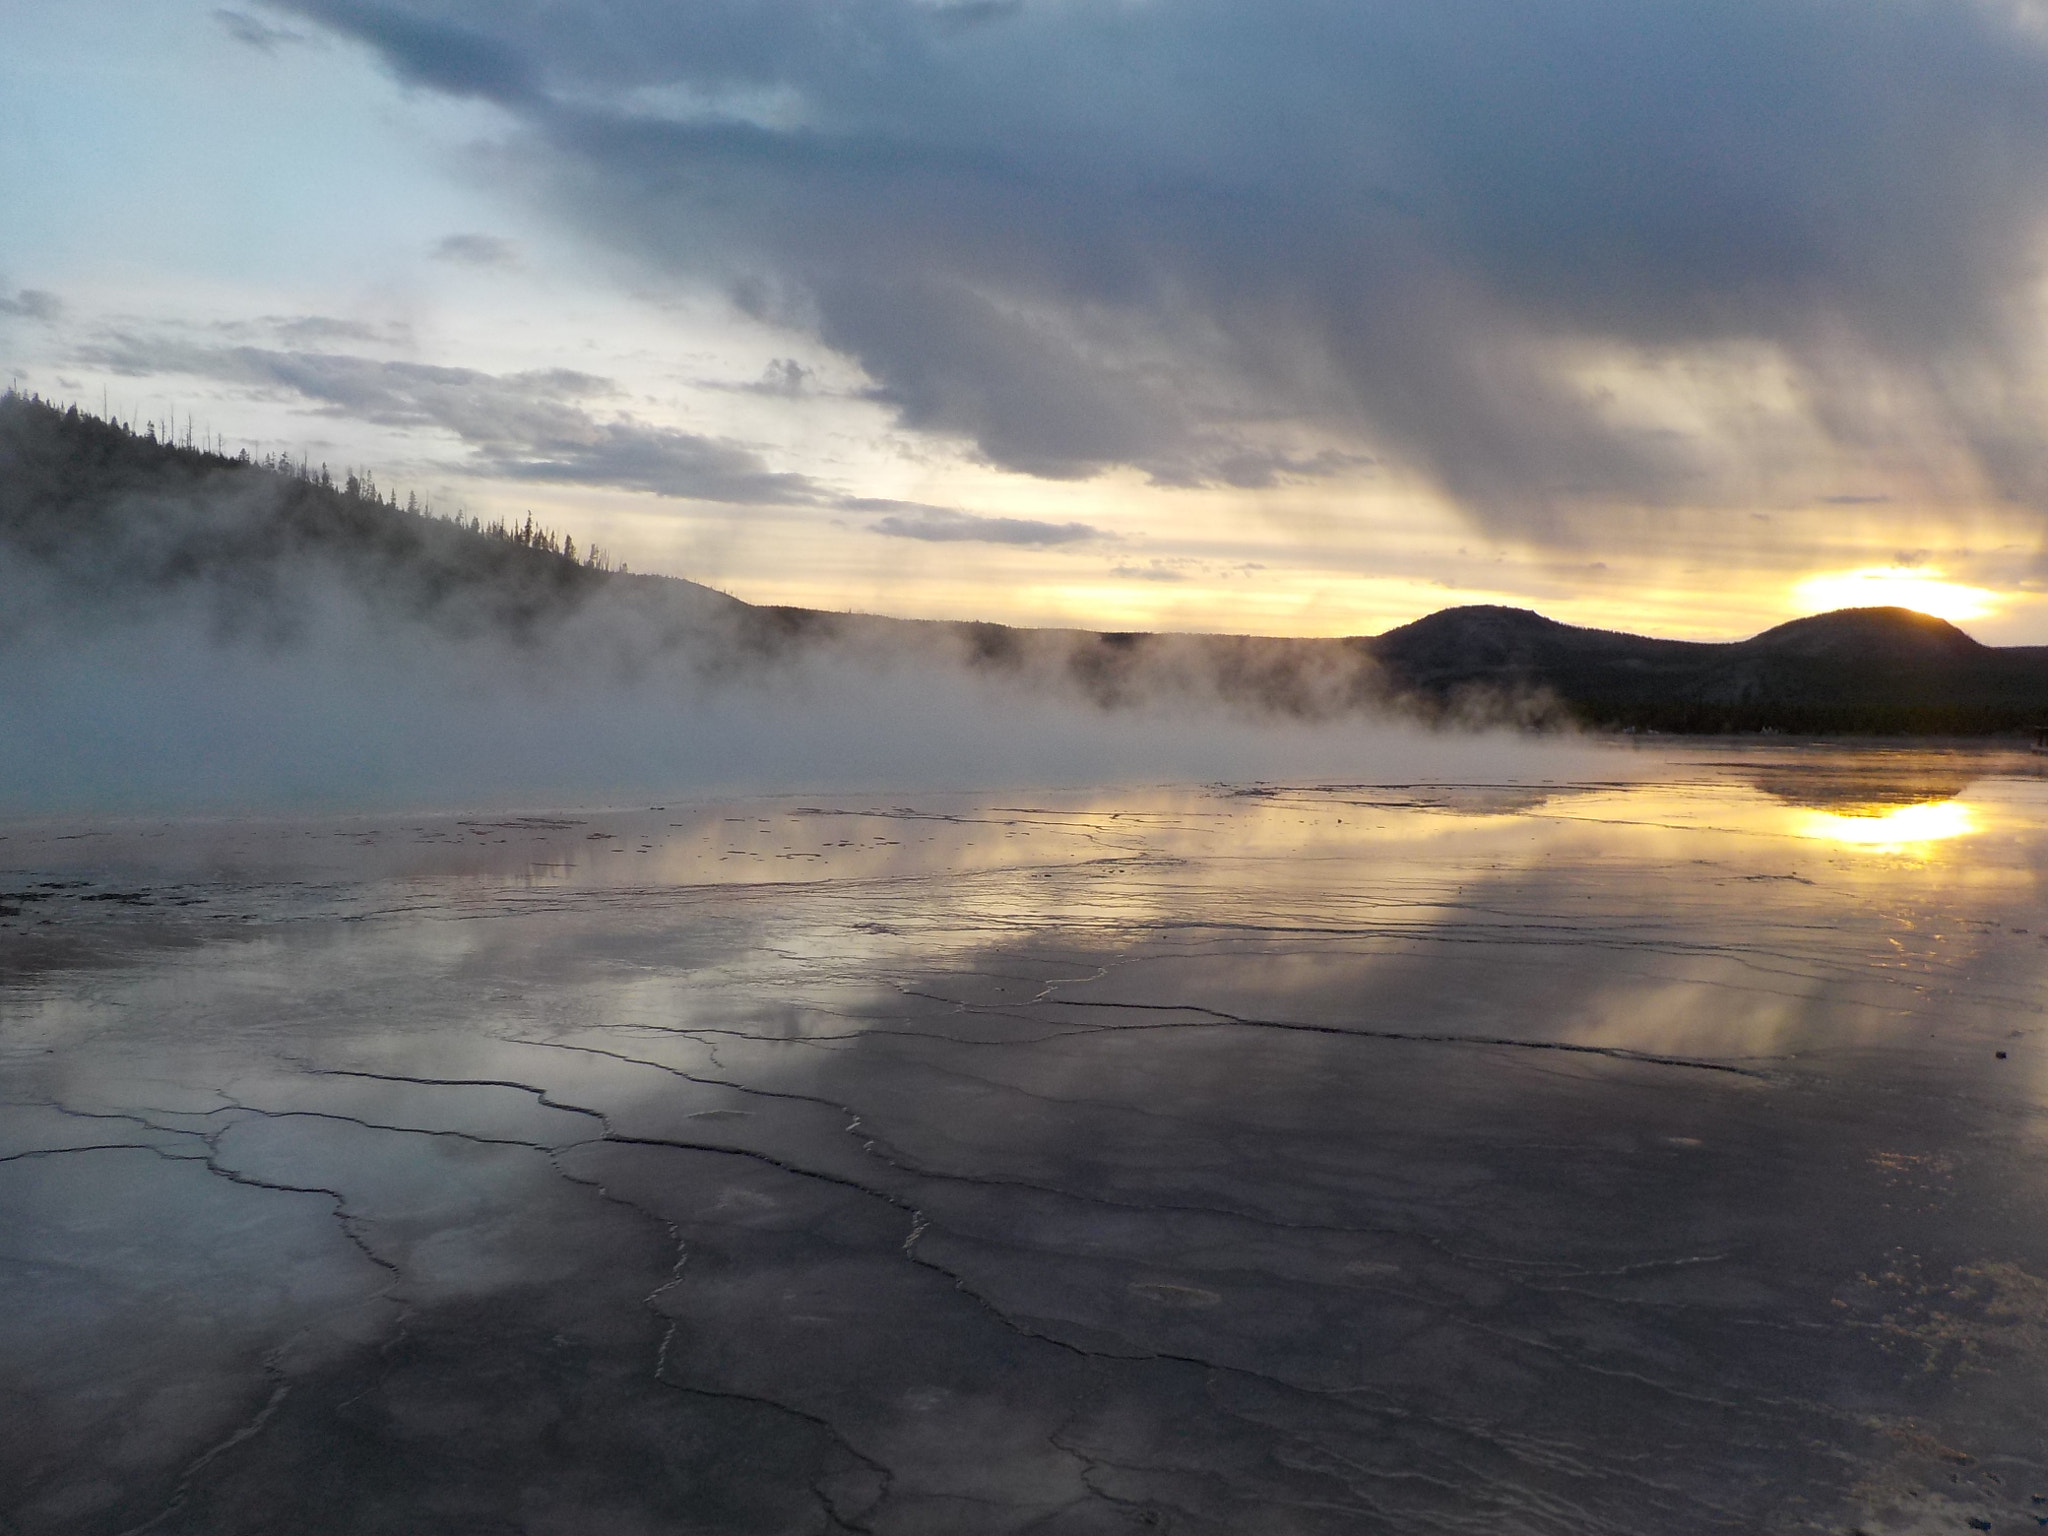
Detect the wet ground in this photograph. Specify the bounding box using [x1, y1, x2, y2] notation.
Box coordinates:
[3, 744, 2047, 1535]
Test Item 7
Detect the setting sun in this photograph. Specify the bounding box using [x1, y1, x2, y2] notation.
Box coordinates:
[1792, 567, 1998, 624]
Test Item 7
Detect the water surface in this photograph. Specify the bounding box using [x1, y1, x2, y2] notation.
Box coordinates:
[4, 745, 2046, 1534]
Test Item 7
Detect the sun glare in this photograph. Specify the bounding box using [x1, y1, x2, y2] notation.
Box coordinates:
[1791, 567, 1998, 624]
[1792, 799, 1978, 853]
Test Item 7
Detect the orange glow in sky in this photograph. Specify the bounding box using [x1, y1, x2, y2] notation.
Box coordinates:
[1791, 567, 1999, 624]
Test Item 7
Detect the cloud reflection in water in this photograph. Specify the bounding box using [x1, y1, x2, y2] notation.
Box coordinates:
[2, 747, 2045, 1535]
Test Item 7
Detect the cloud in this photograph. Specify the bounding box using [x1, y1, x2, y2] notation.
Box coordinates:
[325, 7, 540, 101]
[432, 233, 519, 268]
[213, 8, 309, 51]
[81, 334, 815, 503]
[1110, 562, 1190, 584]
[848, 501, 1100, 546]
[228, 314, 413, 348]
[491, 419, 818, 503]
[0, 290, 62, 321]
[271, 0, 2048, 531]
[1205, 448, 1377, 491]
[76, 333, 1115, 524]
[743, 358, 812, 398]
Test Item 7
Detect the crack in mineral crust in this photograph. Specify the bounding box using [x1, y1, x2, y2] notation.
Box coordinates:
[6, 768, 2048, 1533]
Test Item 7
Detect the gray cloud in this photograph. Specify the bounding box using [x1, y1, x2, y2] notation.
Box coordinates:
[432, 233, 519, 268]
[742, 358, 813, 398]
[83, 334, 816, 504]
[241, 314, 413, 348]
[213, 8, 310, 51]
[1204, 448, 1379, 492]
[846, 500, 1100, 546]
[0, 290, 62, 322]
[76, 334, 1090, 523]
[492, 419, 817, 503]
[273, 0, 2048, 529]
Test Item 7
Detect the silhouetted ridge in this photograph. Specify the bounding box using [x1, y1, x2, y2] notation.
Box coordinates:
[0, 390, 743, 641]
[1372, 605, 1689, 679]
[1361, 603, 2048, 734]
[1744, 606, 1984, 661]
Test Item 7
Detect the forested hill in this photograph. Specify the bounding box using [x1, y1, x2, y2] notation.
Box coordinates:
[7, 390, 2048, 734]
[0, 390, 744, 640]
[1370, 604, 2048, 735]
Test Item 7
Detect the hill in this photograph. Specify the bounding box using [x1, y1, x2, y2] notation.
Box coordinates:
[1369, 604, 2048, 733]
[6, 390, 2047, 734]
[0, 391, 747, 641]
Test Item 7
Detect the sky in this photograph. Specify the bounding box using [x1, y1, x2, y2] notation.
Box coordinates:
[6, 0, 2048, 643]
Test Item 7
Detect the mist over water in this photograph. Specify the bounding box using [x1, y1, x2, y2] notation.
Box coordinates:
[0, 420, 1613, 815]
[0, 571, 1632, 814]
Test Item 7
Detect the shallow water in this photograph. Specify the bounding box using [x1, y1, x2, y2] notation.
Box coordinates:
[4, 745, 2047, 1535]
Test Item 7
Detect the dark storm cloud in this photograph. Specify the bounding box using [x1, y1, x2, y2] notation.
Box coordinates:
[323, 8, 540, 101]
[272, 0, 2048, 524]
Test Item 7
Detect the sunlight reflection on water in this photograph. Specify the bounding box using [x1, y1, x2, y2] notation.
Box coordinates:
[1792, 796, 1980, 852]
[2, 742, 2045, 1536]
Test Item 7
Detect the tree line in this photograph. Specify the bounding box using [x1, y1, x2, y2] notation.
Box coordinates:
[1, 386, 624, 574]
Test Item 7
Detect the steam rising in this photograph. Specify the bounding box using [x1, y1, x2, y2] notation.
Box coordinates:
[0, 396, 1603, 815]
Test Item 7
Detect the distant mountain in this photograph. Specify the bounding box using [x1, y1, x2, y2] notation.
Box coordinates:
[6, 391, 2047, 735]
[1368, 603, 2048, 733]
